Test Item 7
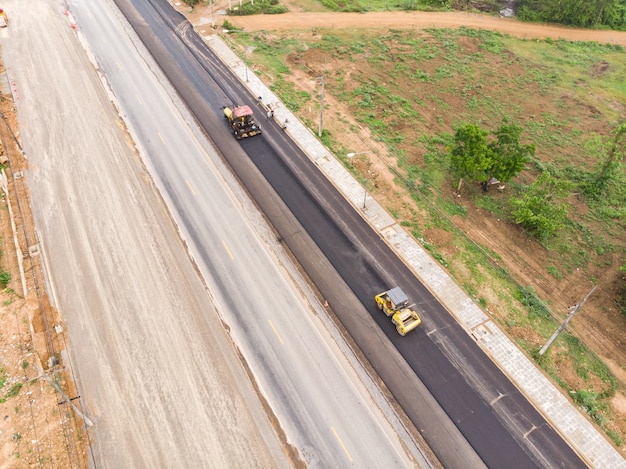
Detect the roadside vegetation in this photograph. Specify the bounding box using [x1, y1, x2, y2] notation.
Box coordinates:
[184, 0, 626, 31]
[224, 24, 626, 446]
[518, 0, 626, 30]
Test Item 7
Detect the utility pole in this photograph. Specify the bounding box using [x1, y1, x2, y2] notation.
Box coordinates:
[318, 61, 326, 138]
[539, 285, 598, 356]
[244, 46, 256, 83]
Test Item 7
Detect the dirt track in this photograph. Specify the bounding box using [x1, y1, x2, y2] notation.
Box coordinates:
[225, 11, 626, 46]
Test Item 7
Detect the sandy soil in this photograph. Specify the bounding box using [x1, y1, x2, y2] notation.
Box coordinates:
[216, 10, 626, 47]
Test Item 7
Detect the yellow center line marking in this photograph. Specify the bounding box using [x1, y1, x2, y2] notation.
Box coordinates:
[135, 94, 143, 105]
[268, 320, 284, 345]
[222, 240, 234, 260]
[158, 132, 166, 145]
[331, 426, 353, 462]
[185, 180, 196, 195]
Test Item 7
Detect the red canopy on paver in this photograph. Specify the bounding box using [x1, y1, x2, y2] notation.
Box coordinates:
[232, 105, 254, 118]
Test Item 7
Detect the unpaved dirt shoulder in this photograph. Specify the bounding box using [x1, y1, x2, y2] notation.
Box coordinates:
[223, 11, 626, 47]
[0, 81, 85, 466]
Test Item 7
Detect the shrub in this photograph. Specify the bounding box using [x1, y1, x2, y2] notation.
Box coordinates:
[510, 172, 571, 241]
[0, 271, 11, 288]
[229, 1, 289, 15]
[518, 286, 551, 320]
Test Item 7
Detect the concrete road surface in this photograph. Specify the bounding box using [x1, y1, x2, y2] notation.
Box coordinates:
[0, 0, 288, 467]
[0, 0, 432, 467]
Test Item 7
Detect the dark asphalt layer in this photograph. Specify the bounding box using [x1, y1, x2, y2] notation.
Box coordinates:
[113, 1, 586, 467]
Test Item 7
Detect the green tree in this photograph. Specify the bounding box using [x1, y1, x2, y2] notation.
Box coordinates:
[488, 123, 535, 184]
[449, 123, 491, 188]
[603, 1, 626, 30]
[449, 122, 533, 191]
[618, 264, 626, 316]
[518, 0, 626, 30]
[510, 172, 572, 240]
[584, 122, 626, 200]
